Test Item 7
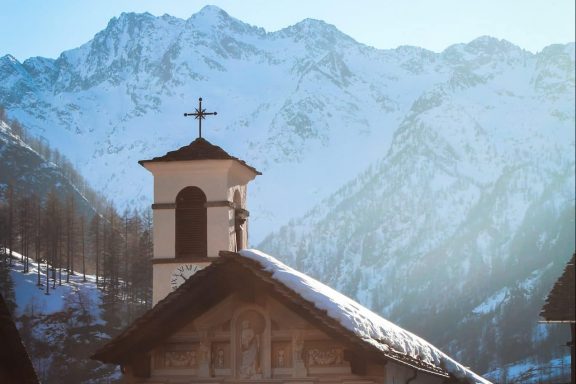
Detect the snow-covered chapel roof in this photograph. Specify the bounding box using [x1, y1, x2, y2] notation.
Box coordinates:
[93, 249, 490, 384]
[239, 249, 490, 384]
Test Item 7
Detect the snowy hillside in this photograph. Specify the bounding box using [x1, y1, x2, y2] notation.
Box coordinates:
[9, 251, 100, 317]
[3, 251, 120, 383]
[1, 6, 573, 243]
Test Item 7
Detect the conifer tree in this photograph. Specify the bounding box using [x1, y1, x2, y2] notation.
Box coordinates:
[0, 257, 16, 313]
[65, 195, 76, 283]
[32, 193, 43, 287]
[90, 214, 101, 286]
[7, 183, 13, 264]
[80, 215, 86, 282]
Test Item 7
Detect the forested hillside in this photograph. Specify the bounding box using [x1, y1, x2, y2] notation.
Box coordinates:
[0, 114, 153, 383]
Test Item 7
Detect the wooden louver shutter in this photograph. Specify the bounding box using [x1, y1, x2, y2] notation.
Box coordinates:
[175, 187, 207, 258]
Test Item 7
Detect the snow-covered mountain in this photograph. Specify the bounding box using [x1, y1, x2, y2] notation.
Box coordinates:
[2, 6, 572, 243]
[1, 5, 574, 380]
[256, 31, 575, 378]
[259, 80, 575, 375]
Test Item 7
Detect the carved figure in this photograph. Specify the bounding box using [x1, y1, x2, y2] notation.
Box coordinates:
[165, 351, 196, 368]
[240, 320, 260, 378]
[277, 349, 285, 368]
[198, 341, 210, 364]
[197, 340, 211, 377]
[217, 348, 225, 368]
[294, 335, 304, 364]
[292, 332, 307, 377]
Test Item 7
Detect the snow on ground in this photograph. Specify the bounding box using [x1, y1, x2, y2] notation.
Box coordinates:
[472, 287, 508, 316]
[4, 249, 122, 382]
[471, 267, 550, 317]
[240, 248, 492, 384]
[483, 355, 572, 383]
[5, 250, 103, 321]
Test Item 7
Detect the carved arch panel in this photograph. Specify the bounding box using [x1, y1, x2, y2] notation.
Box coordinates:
[231, 306, 271, 379]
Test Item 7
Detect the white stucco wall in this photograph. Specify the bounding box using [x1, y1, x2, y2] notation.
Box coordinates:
[143, 159, 258, 305]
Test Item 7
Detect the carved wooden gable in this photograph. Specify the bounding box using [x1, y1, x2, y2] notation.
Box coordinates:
[94, 253, 468, 383]
[150, 292, 355, 381]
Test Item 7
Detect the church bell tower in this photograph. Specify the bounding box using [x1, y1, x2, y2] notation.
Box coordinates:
[139, 98, 260, 305]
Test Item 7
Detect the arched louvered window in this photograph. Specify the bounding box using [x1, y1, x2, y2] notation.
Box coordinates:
[175, 186, 207, 258]
[233, 190, 244, 251]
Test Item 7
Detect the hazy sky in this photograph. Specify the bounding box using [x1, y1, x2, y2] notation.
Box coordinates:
[1, 0, 574, 61]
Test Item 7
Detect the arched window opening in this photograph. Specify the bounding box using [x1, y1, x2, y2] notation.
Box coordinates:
[175, 186, 207, 258]
[234, 190, 245, 251]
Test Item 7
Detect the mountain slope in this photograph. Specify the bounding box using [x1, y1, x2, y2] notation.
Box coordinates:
[2, 7, 573, 243]
[0, 119, 94, 215]
[259, 51, 575, 375]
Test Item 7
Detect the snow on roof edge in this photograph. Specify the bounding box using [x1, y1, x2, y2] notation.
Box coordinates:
[239, 249, 491, 384]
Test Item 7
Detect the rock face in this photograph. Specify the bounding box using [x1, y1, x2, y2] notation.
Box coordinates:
[0, 6, 574, 378]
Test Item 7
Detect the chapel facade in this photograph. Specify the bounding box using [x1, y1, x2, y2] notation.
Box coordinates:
[92, 100, 488, 384]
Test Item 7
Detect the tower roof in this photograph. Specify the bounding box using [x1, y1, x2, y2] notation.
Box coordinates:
[138, 137, 261, 175]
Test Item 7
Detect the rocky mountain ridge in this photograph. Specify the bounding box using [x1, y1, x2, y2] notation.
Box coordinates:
[2, 6, 573, 242]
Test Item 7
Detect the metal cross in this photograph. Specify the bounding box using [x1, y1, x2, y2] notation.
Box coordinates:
[184, 97, 218, 138]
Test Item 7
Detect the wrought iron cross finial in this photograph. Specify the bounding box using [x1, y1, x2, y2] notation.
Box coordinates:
[184, 97, 217, 138]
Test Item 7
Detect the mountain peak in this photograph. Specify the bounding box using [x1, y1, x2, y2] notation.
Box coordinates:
[466, 35, 521, 53]
[98, 11, 157, 39]
[277, 18, 354, 46]
[286, 18, 337, 34]
[186, 5, 260, 36]
[189, 4, 232, 25]
[196, 4, 229, 17]
[441, 35, 528, 64]
[113, 11, 155, 25]
[1, 54, 20, 65]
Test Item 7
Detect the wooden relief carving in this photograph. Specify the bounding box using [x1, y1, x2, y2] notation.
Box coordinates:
[211, 342, 230, 369]
[155, 344, 198, 369]
[305, 342, 345, 367]
[197, 337, 211, 377]
[165, 350, 197, 368]
[236, 310, 265, 379]
[292, 332, 307, 377]
[272, 342, 292, 368]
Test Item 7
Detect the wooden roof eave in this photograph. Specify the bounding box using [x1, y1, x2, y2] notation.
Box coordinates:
[91, 259, 232, 363]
